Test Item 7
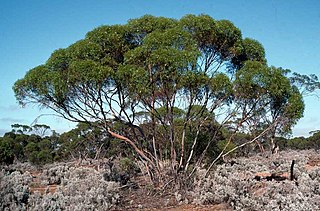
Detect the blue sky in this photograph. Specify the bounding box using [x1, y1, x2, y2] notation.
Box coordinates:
[0, 0, 319, 136]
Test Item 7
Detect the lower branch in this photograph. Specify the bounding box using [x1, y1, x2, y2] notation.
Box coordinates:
[205, 122, 276, 177]
[108, 128, 157, 171]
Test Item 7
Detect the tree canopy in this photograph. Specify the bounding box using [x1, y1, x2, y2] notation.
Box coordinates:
[14, 14, 313, 182]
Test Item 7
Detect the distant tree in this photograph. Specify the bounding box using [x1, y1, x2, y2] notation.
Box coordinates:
[38, 139, 52, 150]
[0, 137, 15, 164]
[0, 133, 30, 164]
[37, 149, 53, 164]
[13, 14, 311, 183]
[57, 122, 112, 161]
[32, 124, 51, 137]
[26, 134, 41, 144]
[287, 137, 309, 150]
[307, 131, 320, 150]
[24, 142, 39, 158]
[0, 126, 63, 164]
[11, 124, 32, 135]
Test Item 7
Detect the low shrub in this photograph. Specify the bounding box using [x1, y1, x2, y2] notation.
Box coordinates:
[191, 150, 320, 210]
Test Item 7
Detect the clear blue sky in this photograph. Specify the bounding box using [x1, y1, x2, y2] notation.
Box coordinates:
[0, 0, 319, 137]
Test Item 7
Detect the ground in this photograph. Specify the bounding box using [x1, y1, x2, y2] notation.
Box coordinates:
[1, 149, 320, 210]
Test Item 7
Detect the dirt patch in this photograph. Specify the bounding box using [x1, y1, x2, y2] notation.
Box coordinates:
[29, 184, 58, 194]
[29, 170, 59, 194]
[117, 185, 231, 210]
[305, 156, 320, 171]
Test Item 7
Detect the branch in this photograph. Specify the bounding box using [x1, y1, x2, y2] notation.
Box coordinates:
[205, 120, 277, 177]
[107, 128, 157, 170]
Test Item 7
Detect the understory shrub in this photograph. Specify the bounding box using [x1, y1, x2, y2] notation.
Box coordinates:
[0, 161, 121, 210]
[190, 150, 320, 210]
[0, 170, 32, 210]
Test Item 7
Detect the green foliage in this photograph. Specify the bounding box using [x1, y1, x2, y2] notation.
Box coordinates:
[231, 38, 266, 69]
[287, 137, 309, 150]
[209, 73, 233, 102]
[28, 151, 39, 164]
[26, 134, 41, 143]
[11, 124, 32, 134]
[154, 106, 185, 122]
[216, 140, 237, 155]
[234, 61, 270, 99]
[308, 131, 320, 149]
[23, 139, 53, 165]
[24, 142, 38, 158]
[57, 122, 114, 160]
[127, 15, 177, 40]
[234, 61, 304, 136]
[38, 139, 52, 150]
[281, 131, 320, 151]
[119, 157, 138, 174]
[37, 150, 53, 164]
[180, 14, 242, 64]
[0, 137, 15, 164]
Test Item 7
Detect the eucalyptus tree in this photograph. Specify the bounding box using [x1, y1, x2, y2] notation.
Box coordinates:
[14, 14, 309, 183]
